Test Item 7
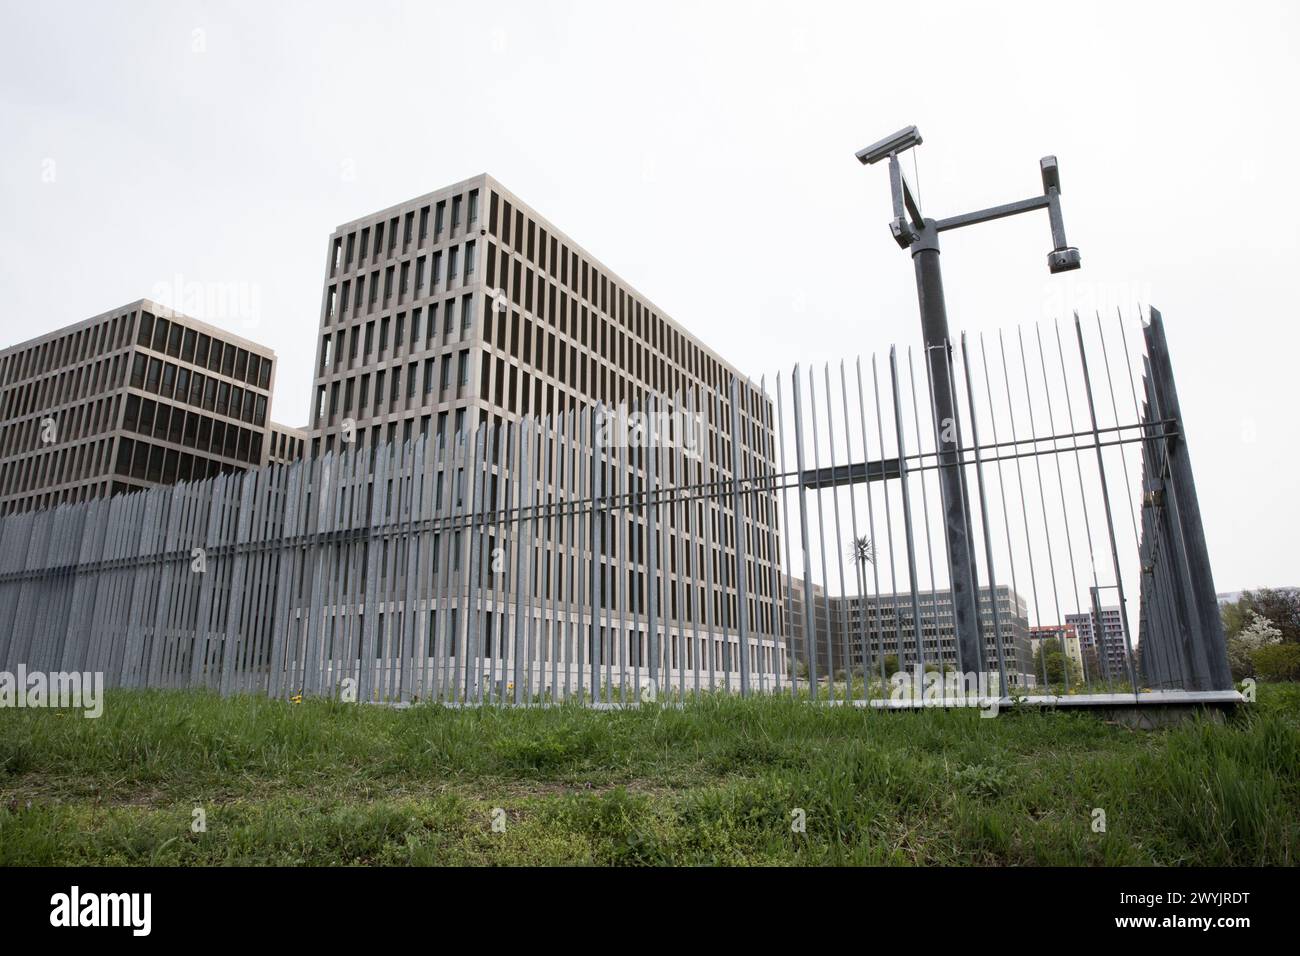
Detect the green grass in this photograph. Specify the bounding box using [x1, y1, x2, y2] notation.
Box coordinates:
[2, 684, 1298, 865]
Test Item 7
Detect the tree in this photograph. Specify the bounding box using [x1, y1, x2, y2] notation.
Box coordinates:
[1034, 641, 1082, 687]
[1252, 644, 1300, 682]
[1227, 611, 1282, 680]
[1222, 588, 1300, 644]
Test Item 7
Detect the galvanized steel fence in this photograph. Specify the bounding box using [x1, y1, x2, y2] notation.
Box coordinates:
[0, 309, 1230, 703]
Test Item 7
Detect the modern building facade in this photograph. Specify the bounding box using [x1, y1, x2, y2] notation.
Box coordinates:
[1065, 606, 1131, 681]
[306, 174, 785, 692]
[0, 299, 296, 516]
[838, 586, 1034, 688]
[781, 577, 1036, 688]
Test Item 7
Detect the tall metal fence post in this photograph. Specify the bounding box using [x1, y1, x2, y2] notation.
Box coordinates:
[1142, 310, 1232, 690]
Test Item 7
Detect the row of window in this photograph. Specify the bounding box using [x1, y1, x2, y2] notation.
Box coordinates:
[0, 309, 134, 388]
[324, 239, 478, 324]
[129, 353, 268, 428]
[113, 436, 254, 486]
[269, 428, 305, 464]
[0, 428, 116, 501]
[0, 351, 126, 425]
[316, 348, 473, 425]
[313, 407, 468, 461]
[136, 311, 272, 391]
[121, 394, 265, 466]
[329, 189, 480, 278]
[0, 392, 121, 463]
[319, 295, 476, 378]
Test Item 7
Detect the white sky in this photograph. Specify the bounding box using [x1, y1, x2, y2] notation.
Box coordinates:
[1, 0, 1296, 595]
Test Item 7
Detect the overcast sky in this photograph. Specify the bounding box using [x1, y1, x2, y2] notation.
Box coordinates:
[1, 0, 1296, 594]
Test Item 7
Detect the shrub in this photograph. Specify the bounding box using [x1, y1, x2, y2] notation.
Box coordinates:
[1252, 644, 1300, 682]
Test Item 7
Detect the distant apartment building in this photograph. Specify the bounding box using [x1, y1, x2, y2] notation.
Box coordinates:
[305, 174, 784, 689]
[0, 299, 297, 516]
[1065, 606, 1130, 680]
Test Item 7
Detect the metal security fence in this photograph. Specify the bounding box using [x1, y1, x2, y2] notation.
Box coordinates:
[0, 309, 1230, 703]
[1134, 310, 1233, 691]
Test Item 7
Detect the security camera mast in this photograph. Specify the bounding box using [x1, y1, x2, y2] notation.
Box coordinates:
[855, 126, 1083, 678]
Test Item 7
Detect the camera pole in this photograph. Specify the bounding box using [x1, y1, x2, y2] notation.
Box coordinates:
[856, 128, 1081, 678]
[910, 219, 985, 675]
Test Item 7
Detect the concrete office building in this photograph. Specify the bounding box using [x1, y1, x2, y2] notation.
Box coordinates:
[1065, 606, 1131, 680]
[781, 578, 1036, 688]
[0, 299, 299, 516]
[306, 174, 785, 691]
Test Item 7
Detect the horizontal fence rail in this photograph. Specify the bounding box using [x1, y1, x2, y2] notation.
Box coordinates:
[0, 309, 1231, 704]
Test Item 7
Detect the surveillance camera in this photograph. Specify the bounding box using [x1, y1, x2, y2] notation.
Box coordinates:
[1048, 247, 1081, 273]
[855, 126, 922, 166]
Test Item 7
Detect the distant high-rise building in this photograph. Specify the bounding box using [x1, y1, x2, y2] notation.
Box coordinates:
[837, 586, 1035, 688]
[780, 577, 1035, 688]
[1065, 606, 1130, 680]
[0, 299, 297, 516]
[305, 174, 785, 688]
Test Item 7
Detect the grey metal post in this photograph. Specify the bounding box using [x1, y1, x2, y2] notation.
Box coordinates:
[888, 347, 926, 672]
[957, 334, 1008, 693]
[729, 376, 753, 696]
[910, 224, 983, 675]
[1073, 316, 1140, 694]
[1143, 310, 1232, 690]
[789, 365, 818, 691]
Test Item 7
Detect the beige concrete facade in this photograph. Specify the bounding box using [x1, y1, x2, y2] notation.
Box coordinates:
[307, 174, 787, 688]
[0, 299, 296, 515]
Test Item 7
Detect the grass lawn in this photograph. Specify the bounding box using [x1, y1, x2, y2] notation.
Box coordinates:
[2, 684, 1298, 866]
